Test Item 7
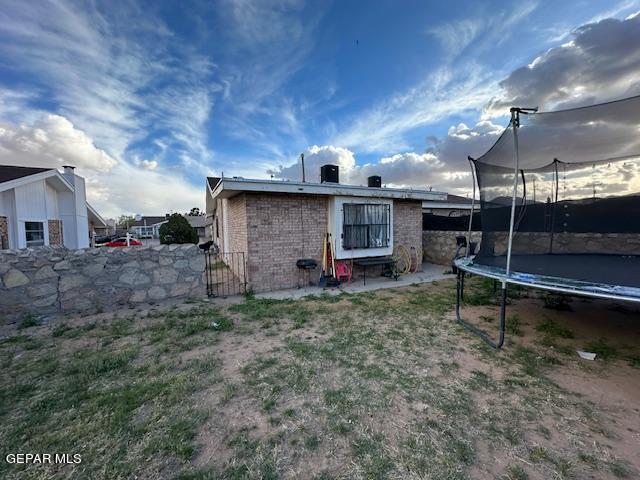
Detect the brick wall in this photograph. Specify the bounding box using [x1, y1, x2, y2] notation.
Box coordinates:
[215, 194, 424, 292]
[227, 195, 248, 254]
[393, 200, 423, 271]
[0, 216, 7, 249]
[246, 193, 328, 292]
[48, 219, 63, 246]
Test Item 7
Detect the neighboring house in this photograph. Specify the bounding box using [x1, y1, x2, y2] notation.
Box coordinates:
[422, 194, 477, 231]
[130, 215, 169, 239]
[0, 165, 107, 250]
[422, 194, 474, 217]
[185, 214, 207, 240]
[205, 166, 447, 292]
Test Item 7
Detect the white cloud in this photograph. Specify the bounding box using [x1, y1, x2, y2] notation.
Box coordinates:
[484, 14, 640, 115]
[268, 145, 356, 182]
[0, 115, 117, 172]
[331, 64, 500, 154]
[0, 114, 203, 218]
[0, 1, 216, 165]
[428, 2, 538, 57]
[140, 160, 158, 170]
[85, 163, 204, 219]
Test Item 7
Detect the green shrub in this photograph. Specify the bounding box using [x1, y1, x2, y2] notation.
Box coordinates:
[159, 213, 198, 245]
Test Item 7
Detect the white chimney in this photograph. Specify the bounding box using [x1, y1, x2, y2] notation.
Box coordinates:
[62, 165, 76, 185]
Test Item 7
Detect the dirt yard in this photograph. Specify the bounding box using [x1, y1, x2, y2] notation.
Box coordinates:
[1, 277, 639, 479]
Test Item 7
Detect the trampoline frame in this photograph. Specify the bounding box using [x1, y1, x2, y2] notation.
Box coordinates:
[455, 106, 640, 349]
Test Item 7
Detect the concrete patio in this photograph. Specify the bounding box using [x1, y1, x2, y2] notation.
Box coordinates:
[256, 261, 453, 300]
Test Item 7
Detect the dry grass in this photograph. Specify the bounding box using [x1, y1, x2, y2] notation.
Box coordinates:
[1, 277, 638, 479]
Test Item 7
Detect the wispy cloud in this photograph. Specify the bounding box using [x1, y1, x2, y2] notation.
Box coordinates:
[0, 1, 217, 164]
[330, 63, 500, 154]
[427, 2, 539, 58]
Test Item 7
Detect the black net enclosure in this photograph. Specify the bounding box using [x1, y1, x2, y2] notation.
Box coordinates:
[467, 95, 640, 294]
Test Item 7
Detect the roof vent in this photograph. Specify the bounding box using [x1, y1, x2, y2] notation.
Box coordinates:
[320, 164, 339, 184]
[367, 175, 382, 188]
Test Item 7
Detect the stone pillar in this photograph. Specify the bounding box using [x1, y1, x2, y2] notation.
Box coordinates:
[0, 216, 8, 249]
[48, 219, 64, 246]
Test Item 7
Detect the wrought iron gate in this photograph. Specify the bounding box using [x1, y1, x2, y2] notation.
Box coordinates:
[205, 251, 247, 297]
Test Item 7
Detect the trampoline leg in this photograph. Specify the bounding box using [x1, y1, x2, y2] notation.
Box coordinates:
[455, 272, 506, 349]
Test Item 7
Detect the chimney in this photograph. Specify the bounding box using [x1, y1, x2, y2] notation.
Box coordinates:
[62, 165, 76, 185]
[320, 164, 339, 184]
[367, 175, 382, 188]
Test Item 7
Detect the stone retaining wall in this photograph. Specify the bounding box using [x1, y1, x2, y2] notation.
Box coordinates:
[0, 244, 205, 322]
[422, 231, 482, 266]
[422, 230, 640, 266]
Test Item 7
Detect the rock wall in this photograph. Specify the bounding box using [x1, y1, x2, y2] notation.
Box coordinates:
[422, 230, 640, 266]
[0, 244, 205, 322]
[422, 231, 482, 266]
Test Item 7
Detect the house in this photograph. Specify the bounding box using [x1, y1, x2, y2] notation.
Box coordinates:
[422, 194, 478, 231]
[185, 214, 207, 240]
[205, 166, 447, 292]
[130, 215, 169, 239]
[0, 165, 107, 250]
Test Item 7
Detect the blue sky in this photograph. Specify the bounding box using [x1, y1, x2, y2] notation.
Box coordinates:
[0, 0, 639, 217]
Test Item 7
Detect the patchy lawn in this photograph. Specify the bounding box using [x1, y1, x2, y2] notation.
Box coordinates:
[1, 278, 639, 479]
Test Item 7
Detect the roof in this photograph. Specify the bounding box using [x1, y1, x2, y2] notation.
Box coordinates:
[131, 216, 168, 227]
[445, 194, 473, 204]
[207, 177, 221, 190]
[422, 193, 474, 210]
[185, 215, 206, 228]
[0, 165, 53, 184]
[208, 177, 447, 202]
[87, 203, 108, 227]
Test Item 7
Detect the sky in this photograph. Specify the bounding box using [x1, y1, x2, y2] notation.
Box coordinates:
[0, 0, 639, 218]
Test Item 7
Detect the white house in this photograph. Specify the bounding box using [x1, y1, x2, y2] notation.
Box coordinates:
[0, 165, 107, 250]
[130, 215, 169, 239]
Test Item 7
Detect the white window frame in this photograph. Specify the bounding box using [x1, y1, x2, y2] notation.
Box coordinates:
[18, 219, 49, 249]
[329, 197, 394, 260]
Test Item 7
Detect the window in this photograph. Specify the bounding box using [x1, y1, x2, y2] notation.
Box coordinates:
[342, 203, 390, 249]
[25, 221, 45, 247]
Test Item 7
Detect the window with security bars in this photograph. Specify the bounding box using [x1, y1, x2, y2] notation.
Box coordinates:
[342, 203, 390, 249]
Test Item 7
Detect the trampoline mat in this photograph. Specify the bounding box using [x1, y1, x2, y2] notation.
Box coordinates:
[474, 254, 640, 289]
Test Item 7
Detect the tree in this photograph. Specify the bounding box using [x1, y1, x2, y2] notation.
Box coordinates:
[187, 207, 203, 216]
[159, 213, 198, 244]
[117, 215, 135, 230]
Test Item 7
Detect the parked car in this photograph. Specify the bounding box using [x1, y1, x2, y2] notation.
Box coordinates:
[105, 237, 143, 247]
[94, 234, 117, 246]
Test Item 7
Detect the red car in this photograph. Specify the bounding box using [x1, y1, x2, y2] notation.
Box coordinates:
[105, 237, 143, 247]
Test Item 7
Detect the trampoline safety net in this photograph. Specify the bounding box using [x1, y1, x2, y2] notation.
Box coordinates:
[471, 95, 640, 290]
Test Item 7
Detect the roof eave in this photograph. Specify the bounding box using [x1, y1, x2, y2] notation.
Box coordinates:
[208, 178, 447, 202]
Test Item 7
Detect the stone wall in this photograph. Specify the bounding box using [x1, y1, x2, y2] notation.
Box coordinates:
[246, 193, 328, 292]
[422, 231, 482, 266]
[422, 230, 640, 266]
[48, 219, 63, 246]
[393, 200, 423, 270]
[0, 216, 7, 250]
[484, 232, 640, 256]
[0, 244, 205, 321]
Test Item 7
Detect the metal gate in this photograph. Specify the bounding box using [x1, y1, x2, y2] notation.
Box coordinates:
[205, 251, 247, 297]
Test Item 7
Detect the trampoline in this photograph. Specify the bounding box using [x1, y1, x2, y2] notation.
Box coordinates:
[454, 95, 640, 348]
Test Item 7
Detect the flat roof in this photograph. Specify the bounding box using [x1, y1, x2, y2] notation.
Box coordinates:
[208, 177, 447, 202]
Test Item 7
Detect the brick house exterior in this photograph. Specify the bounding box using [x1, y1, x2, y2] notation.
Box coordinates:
[207, 176, 444, 293]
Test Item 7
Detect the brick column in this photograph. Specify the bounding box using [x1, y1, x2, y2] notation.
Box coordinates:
[0, 216, 8, 249]
[48, 219, 63, 246]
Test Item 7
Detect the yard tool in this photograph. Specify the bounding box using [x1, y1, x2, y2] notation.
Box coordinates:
[319, 233, 329, 287]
